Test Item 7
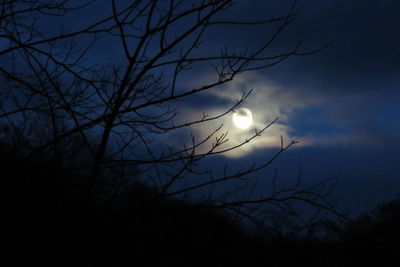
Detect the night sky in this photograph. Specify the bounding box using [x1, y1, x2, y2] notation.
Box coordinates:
[3, 0, 400, 217]
[177, 0, 400, 216]
[259, 0, 399, 215]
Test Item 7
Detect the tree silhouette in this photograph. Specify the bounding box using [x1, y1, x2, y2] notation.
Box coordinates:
[0, 0, 343, 232]
[344, 197, 400, 251]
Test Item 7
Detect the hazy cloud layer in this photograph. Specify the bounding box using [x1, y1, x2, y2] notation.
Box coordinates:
[177, 72, 319, 157]
[175, 68, 399, 159]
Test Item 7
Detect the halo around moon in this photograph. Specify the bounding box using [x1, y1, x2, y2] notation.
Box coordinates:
[232, 108, 253, 129]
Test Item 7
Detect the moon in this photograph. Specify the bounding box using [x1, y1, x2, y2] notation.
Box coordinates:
[232, 108, 253, 129]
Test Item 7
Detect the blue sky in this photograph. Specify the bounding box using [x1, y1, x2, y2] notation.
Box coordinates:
[61, 0, 400, 215]
[2, 0, 399, 217]
[169, 0, 400, 215]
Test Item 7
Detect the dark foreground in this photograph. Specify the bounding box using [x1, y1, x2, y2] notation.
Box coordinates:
[4, 148, 399, 266]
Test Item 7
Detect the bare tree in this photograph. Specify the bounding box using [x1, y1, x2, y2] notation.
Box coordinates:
[0, 0, 344, 231]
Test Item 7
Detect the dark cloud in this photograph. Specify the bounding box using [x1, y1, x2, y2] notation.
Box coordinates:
[276, 0, 400, 87]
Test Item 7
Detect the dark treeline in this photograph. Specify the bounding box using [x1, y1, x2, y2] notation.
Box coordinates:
[3, 143, 399, 267]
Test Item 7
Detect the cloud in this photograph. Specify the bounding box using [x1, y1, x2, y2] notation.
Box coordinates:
[173, 67, 400, 159]
[179, 72, 322, 158]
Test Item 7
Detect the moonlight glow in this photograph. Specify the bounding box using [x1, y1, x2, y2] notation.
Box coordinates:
[232, 108, 253, 129]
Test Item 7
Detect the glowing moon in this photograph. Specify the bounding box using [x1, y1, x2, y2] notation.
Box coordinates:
[232, 108, 253, 129]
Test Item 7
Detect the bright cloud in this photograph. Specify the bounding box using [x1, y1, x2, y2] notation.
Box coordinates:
[181, 72, 321, 158]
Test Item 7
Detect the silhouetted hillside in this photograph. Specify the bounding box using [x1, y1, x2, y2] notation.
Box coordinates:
[3, 146, 262, 266]
[3, 145, 399, 266]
